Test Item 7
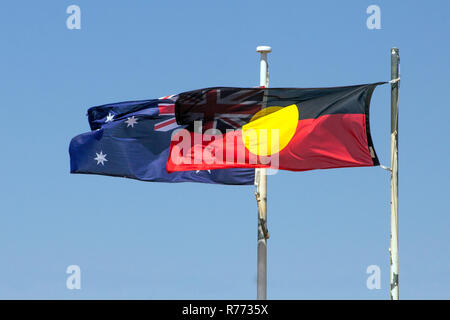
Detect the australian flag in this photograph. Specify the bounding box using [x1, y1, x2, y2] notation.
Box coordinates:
[69, 96, 255, 185]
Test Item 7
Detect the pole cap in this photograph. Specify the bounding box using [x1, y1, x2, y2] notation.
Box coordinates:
[256, 46, 272, 53]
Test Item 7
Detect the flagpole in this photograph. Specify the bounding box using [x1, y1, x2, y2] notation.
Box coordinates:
[256, 45, 271, 300]
[390, 47, 400, 300]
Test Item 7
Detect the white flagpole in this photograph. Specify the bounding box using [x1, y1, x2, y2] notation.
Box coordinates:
[256, 45, 271, 300]
[390, 47, 400, 300]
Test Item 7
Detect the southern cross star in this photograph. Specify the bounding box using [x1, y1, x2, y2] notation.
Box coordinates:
[125, 116, 138, 128]
[94, 151, 108, 165]
[105, 113, 114, 123]
[196, 170, 211, 174]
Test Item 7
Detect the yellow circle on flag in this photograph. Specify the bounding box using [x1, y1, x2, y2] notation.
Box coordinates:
[241, 104, 299, 156]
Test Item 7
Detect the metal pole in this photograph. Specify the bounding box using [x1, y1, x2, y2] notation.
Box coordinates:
[390, 47, 400, 300]
[256, 45, 271, 300]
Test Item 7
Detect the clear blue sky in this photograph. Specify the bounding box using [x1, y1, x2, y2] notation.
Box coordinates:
[0, 0, 449, 299]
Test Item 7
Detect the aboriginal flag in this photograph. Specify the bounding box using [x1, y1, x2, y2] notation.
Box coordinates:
[166, 83, 384, 172]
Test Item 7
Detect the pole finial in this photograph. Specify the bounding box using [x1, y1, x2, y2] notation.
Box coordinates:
[256, 46, 272, 53]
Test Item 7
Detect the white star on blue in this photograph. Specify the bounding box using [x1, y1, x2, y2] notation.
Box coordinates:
[94, 151, 108, 165]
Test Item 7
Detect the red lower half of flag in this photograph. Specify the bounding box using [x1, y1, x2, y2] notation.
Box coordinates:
[166, 114, 377, 172]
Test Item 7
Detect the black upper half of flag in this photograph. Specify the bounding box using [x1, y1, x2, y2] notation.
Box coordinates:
[174, 82, 386, 126]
